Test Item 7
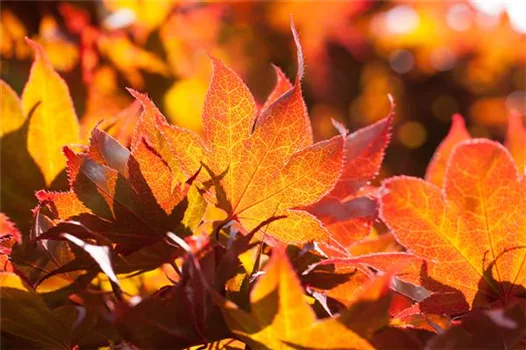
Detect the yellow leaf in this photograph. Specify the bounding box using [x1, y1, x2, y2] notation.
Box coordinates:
[0, 80, 25, 136]
[219, 250, 384, 349]
[21, 38, 80, 186]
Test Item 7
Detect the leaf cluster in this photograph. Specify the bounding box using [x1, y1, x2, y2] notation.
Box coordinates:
[1, 23, 525, 350]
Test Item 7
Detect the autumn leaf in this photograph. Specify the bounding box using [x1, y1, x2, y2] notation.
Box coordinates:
[128, 88, 204, 181]
[200, 22, 343, 244]
[1, 80, 46, 234]
[260, 64, 293, 113]
[0, 213, 21, 248]
[22, 38, 80, 186]
[21, 125, 202, 290]
[426, 113, 526, 186]
[218, 249, 392, 349]
[380, 139, 526, 314]
[0, 80, 25, 136]
[8, 209, 83, 292]
[114, 236, 231, 349]
[0, 213, 21, 272]
[306, 104, 393, 253]
[36, 126, 195, 255]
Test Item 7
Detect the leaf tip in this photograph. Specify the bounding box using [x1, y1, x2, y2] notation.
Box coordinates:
[62, 145, 76, 160]
[35, 189, 53, 202]
[289, 16, 304, 83]
[451, 113, 466, 129]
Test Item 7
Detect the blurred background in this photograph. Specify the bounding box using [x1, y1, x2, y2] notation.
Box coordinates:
[2, 0, 525, 178]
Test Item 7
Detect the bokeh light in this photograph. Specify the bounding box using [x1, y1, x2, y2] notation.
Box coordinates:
[1, 0, 524, 178]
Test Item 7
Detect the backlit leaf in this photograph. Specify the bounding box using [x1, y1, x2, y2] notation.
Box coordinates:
[307, 108, 393, 252]
[0, 80, 25, 136]
[0, 213, 21, 250]
[1, 80, 46, 234]
[128, 88, 204, 180]
[219, 250, 392, 349]
[201, 23, 343, 244]
[37, 127, 194, 255]
[380, 140, 526, 314]
[22, 38, 80, 186]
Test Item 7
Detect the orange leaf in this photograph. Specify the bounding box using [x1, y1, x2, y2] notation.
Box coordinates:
[0, 213, 21, 245]
[38, 128, 193, 254]
[329, 112, 393, 199]
[128, 89, 204, 181]
[200, 23, 343, 244]
[22, 38, 80, 186]
[307, 107, 393, 251]
[0, 213, 21, 271]
[260, 64, 293, 113]
[380, 140, 526, 314]
[426, 113, 526, 184]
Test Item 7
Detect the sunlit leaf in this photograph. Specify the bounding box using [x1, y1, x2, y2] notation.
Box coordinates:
[22, 38, 80, 186]
[200, 23, 343, 244]
[0, 80, 25, 136]
[380, 140, 526, 314]
[219, 249, 392, 349]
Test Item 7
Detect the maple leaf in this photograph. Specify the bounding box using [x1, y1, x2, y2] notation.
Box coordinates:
[218, 249, 392, 349]
[426, 113, 526, 186]
[199, 22, 344, 244]
[306, 106, 393, 254]
[0, 80, 25, 137]
[128, 88, 204, 181]
[36, 127, 194, 255]
[22, 38, 80, 186]
[113, 226, 261, 349]
[0, 213, 21, 272]
[29, 86, 207, 287]
[380, 139, 526, 314]
[0, 213, 21, 250]
[1, 39, 79, 234]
